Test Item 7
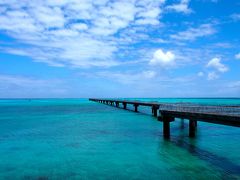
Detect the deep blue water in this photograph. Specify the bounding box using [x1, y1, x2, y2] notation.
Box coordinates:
[0, 98, 239, 179]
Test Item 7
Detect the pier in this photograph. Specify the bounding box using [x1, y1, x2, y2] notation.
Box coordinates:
[89, 98, 240, 138]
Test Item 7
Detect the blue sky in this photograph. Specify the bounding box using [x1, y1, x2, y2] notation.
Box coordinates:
[0, 0, 239, 98]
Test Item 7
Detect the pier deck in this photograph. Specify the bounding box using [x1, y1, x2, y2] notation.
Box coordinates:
[89, 98, 240, 138]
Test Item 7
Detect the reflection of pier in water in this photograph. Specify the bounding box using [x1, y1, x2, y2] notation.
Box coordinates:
[159, 137, 240, 177]
[89, 98, 240, 138]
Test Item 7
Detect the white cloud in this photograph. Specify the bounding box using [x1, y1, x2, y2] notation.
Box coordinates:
[231, 13, 240, 21]
[70, 23, 88, 31]
[31, 6, 65, 28]
[207, 72, 219, 80]
[0, 74, 67, 97]
[79, 70, 195, 97]
[170, 24, 216, 41]
[0, 74, 47, 87]
[227, 81, 240, 89]
[135, 18, 159, 25]
[212, 42, 232, 49]
[197, 72, 204, 77]
[206, 57, 228, 72]
[0, 0, 165, 68]
[235, 53, 240, 60]
[149, 49, 175, 67]
[136, 2, 163, 25]
[143, 70, 156, 78]
[83, 69, 195, 90]
[166, 0, 192, 14]
[137, 7, 161, 19]
[0, 10, 40, 34]
[95, 70, 157, 84]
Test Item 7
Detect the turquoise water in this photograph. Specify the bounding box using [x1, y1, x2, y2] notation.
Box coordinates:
[0, 98, 240, 179]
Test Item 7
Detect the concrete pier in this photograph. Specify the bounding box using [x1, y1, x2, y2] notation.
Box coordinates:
[89, 98, 240, 138]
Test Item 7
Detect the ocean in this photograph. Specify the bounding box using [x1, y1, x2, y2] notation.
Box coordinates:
[0, 98, 239, 179]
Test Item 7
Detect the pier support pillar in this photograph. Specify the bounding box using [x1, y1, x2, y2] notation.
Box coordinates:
[152, 106, 159, 117]
[181, 118, 184, 129]
[123, 103, 127, 109]
[163, 120, 170, 139]
[189, 119, 197, 137]
[162, 116, 174, 139]
[116, 102, 119, 107]
[153, 108, 157, 117]
[134, 104, 139, 112]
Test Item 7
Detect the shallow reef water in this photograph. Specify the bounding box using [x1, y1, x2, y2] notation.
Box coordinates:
[0, 98, 239, 179]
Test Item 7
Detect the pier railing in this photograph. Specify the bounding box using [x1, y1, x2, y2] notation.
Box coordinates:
[158, 104, 240, 116]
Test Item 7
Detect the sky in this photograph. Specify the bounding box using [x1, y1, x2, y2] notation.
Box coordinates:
[0, 0, 239, 98]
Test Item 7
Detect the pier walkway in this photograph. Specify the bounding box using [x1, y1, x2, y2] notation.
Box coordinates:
[89, 98, 240, 138]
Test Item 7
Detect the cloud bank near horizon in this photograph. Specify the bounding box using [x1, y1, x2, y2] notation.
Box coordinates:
[0, 0, 239, 97]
